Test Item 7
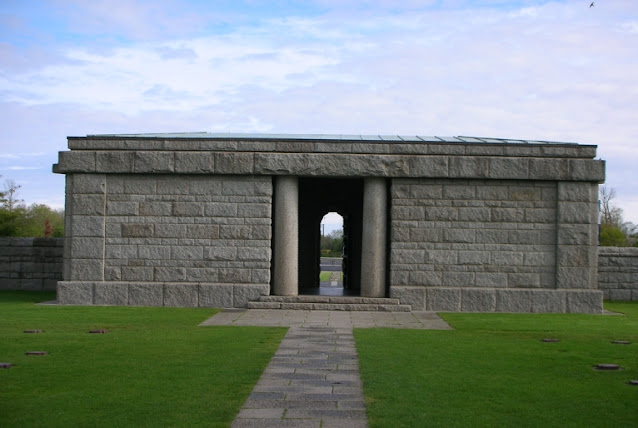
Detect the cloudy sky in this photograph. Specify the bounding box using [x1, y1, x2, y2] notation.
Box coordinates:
[1, 0, 637, 225]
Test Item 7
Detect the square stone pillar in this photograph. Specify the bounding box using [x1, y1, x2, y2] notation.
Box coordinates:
[556, 182, 599, 289]
[361, 177, 387, 297]
[66, 174, 107, 281]
[273, 176, 299, 296]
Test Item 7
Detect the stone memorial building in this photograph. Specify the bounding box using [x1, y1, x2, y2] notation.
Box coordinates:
[53, 133, 605, 313]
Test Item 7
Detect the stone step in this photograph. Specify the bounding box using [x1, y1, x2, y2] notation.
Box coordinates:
[248, 295, 411, 312]
[258, 295, 402, 305]
[247, 301, 412, 312]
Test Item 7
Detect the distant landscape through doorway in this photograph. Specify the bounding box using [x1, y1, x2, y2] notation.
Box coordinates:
[320, 212, 344, 294]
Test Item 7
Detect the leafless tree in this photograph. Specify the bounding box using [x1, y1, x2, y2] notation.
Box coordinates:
[599, 185, 624, 227]
[1, 179, 23, 212]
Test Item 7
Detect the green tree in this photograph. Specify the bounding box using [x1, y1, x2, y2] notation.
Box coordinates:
[0, 178, 64, 237]
[13, 204, 65, 237]
[321, 230, 343, 257]
[600, 224, 627, 246]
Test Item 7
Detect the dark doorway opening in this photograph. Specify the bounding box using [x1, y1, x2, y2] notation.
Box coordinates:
[298, 178, 363, 296]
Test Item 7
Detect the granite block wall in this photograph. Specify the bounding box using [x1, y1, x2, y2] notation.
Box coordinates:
[390, 179, 602, 313]
[391, 179, 558, 288]
[57, 174, 272, 307]
[0, 237, 63, 291]
[598, 247, 638, 300]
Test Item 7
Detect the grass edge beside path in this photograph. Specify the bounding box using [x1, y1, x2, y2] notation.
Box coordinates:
[0, 291, 287, 428]
[355, 301, 638, 428]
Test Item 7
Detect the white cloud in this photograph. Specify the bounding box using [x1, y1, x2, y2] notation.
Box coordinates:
[1, 0, 638, 222]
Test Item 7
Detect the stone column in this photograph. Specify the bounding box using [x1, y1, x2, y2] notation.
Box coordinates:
[273, 176, 299, 296]
[361, 178, 387, 297]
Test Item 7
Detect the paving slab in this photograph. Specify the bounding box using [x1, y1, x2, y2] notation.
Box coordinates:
[200, 309, 453, 329]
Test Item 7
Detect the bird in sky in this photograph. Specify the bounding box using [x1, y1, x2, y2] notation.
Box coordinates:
[590, 2, 594, 7]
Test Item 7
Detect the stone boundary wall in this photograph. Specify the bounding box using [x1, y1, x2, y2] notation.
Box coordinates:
[0, 238, 63, 291]
[598, 247, 638, 301]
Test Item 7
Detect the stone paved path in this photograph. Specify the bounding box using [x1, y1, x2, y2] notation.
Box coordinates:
[201, 310, 452, 427]
[232, 326, 366, 427]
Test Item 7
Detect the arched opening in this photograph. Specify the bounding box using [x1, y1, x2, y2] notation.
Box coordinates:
[319, 212, 344, 293]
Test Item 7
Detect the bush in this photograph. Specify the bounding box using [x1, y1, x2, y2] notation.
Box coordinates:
[600, 224, 627, 246]
[0, 204, 64, 237]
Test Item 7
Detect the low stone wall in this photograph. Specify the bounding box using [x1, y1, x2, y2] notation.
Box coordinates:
[598, 247, 638, 301]
[0, 238, 63, 291]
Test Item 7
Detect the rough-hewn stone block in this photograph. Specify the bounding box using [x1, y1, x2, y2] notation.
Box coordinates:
[496, 289, 532, 312]
[461, 288, 496, 312]
[96, 151, 134, 173]
[390, 286, 426, 311]
[121, 224, 154, 238]
[566, 290, 603, 314]
[199, 283, 233, 307]
[134, 151, 174, 173]
[94, 282, 128, 305]
[58, 281, 93, 304]
[129, 283, 163, 306]
[164, 283, 198, 307]
[233, 284, 269, 307]
[154, 267, 186, 282]
[175, 152, 214, 173]
[215, 152, 254, 174]
[426, 288, 461, 311]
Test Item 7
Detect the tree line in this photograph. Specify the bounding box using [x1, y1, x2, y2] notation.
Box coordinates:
[321, 229, 344, 257]
[0, 178, 64, 238]
[599, 186, 638, 247]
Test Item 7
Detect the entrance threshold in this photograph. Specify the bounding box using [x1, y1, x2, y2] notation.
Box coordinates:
[299, 287, 359, 297]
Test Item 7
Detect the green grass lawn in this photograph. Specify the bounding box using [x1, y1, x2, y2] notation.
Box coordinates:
[319, 271, 344, 282]
[319, 271, 332, 282]
[355, 302, 638, 428]
[0, 291, 287, 427]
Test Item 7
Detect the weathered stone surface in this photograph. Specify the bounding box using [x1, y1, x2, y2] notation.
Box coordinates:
[426, 288, 461, 311]
[390, 286, 426, 311]
[94, 282, 128, 305]
[58, 281, 93, 304]
[234, 284, 269, 307]
[121, 224, 154, 238]
[95, 151, 134, 173]
[566, 290, 603, 314]
[461, 288, 496, 312]
[164, 283, 198, 307]
[174, 152, 214, 173]
[496, 289, 532, 312]
[134, 151, 174, 173]
[199, 284, 234, 307]
[129, 283, 163, 306]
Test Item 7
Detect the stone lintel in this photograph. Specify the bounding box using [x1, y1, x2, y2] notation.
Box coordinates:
[54, 150, 605, 182]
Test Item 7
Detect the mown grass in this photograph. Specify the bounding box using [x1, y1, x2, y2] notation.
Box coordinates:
[319, 271, 332, 282]
[355, 302, 638, 427]
[0, 291, 287, 427]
